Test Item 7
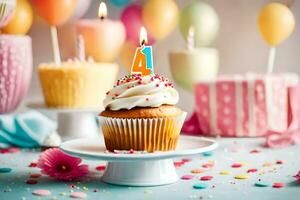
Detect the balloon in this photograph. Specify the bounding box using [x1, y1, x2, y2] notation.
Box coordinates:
[142, 0, 179, 40]
[2, 0, 33, 35]
[179, 1, 219, 47]
[258, 3, 295, 46]
[120, 40, 136, 72]
[121, 4, 155, 45]
[110, 0, 131, 8]
[0, 0, 16, 28]
[31, 0, 77, 26]
[68, 0, 91, 21]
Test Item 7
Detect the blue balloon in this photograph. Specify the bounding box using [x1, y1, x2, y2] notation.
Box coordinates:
[109, 0, 131, 8]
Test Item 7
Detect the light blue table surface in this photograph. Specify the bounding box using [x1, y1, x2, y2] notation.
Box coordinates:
[0, 138, 299, 200]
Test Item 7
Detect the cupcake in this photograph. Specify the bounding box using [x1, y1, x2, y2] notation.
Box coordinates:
[99, 74, 187, 152]
[39, 60, 118, 108]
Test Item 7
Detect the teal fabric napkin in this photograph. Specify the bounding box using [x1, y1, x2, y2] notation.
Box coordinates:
[0, 111, 57, 148]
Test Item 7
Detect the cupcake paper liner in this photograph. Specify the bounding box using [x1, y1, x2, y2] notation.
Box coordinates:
[98, 112, 187, 152]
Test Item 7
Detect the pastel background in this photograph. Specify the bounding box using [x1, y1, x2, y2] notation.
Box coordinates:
[25, 0, 300, 115]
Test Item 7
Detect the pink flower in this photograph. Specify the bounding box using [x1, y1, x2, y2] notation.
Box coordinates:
[37, 148, 89, 181]
[294, 171, 300, 182]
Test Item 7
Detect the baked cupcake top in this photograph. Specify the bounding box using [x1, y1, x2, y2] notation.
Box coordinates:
[103, 74, 179, 110]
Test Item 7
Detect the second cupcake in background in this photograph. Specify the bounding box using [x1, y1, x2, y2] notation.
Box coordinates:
[99, 74, 187, 152]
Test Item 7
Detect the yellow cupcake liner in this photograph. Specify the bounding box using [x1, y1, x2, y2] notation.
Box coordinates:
[98, 112, 187, 152]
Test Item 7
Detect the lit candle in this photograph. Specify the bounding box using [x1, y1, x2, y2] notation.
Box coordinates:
[76, 1, 125, 62]
[131, 27, 154, 75]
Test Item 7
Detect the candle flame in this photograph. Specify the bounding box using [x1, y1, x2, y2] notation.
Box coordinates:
[139, 27, 148, 46]
[98, 2, 107, 19]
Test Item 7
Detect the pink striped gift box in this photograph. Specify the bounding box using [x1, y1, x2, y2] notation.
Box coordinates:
[194, 74, 299, 137]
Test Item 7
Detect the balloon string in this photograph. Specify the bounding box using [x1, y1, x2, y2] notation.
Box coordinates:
[50, 26, 61, 66]
[267, 47, 276, 74]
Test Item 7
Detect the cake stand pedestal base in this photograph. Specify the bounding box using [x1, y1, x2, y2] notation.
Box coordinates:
[27, 102, 101, 140]
[102, 159, 178, 186]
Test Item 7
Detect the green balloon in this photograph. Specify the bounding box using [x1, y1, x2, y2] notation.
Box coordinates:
[179, 1, 219, 47]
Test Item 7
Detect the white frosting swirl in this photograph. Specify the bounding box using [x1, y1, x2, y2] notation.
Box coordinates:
[103, 74, 179, 110]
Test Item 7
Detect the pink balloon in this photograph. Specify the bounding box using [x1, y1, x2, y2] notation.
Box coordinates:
[120, 4, 155, 45]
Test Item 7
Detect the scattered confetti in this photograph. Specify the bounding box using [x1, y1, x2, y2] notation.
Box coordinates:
[95, 165, 106, 171]
[262, 162, 272, 167]
[174, 161, 184, 168]
[220, 170, 231, 175]
[276, 160, 284, 165]
[32, 189, 51, 196]
[0, 167, 12, 173]
[202, 162, 215, 168]
[70, 192, 87, 199]
[247, 168, 258, 173]
[181, 175, 194, 180]
[202, 152, 213, 157]
[250, 149, 260, 154]
[26, 180, 38, 184]
[28, 162, 38, 168]
[200, 176, 213, 181]
[29, 173, 42, 178]
[93, 188, 99, 192]
[231, 163, 243, 168]
[182, 158, 191, 163]
[0, 147, 20, 154]
[255, 182, 270, 187]
[191, 168, 205, 174]
[234, 174, 250, 180]
[273, 183, 284, 188]
[193, 183, 208, 189]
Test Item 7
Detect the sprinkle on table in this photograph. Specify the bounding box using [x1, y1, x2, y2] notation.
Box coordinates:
[0, 167, 12, 173]
[255, 182, 270, 187]
[231, 163, 243, 168]
[249, 149, 261, 154]
[26, 179, 38, 184]
[247, 168, 258, 173]
[70, 191, 87, 199]
[0, 147, 20, 154]
[234, 174, 250, 180]
[32, 189, 51, 196]
[181, 175, 194, 180]
[202, 152, 213, 157]
[202, 162, 215, 168]
[29, 173, 42, 178]
[191, 168, 205, 174]
[276, 160, 284, 165]
[28, 162, 38, 167]
[220, 170, 231, 175]
[262, 162, 273, 167]
[273, 182, 285, 188]
[193, 183, 208, 189]
[200, 176, 213, 181]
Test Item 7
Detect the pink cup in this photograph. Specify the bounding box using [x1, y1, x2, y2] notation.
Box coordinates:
[0, 35, 32, 114]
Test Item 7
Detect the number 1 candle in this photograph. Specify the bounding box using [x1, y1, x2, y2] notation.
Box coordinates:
[131, 27, 154, 75]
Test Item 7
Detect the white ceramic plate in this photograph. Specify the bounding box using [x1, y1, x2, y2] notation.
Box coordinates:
[60, 136, 218, 162]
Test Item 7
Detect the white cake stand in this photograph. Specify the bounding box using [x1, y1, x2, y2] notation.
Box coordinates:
[60, 136, 218, 186]
[27, 102, 101, 140]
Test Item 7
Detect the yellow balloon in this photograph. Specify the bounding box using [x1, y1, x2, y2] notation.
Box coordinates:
[258, 3, 295, 46]
[120, 40, 136, 72]
[2, 0, 33, 35]
[142, 0, 179, 40]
